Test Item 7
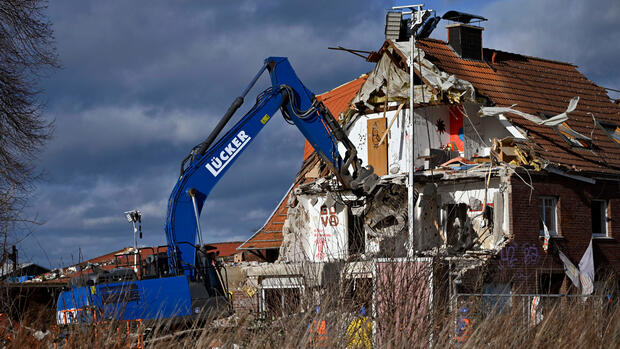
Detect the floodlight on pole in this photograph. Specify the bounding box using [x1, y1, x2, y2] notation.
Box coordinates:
[124, 209, 142, 273]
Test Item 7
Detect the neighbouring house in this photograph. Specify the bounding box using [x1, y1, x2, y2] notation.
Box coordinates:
[1, 262, 50, 283]
[23, 241, 256, 286]
[237, 9, 620, 339]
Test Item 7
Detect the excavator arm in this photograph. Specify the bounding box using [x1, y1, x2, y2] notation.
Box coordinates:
[165, 57, 378, 279]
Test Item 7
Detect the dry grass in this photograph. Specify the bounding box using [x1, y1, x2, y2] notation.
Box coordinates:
[1, 268, 618, 348]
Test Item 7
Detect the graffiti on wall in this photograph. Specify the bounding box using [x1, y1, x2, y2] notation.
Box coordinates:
[498, 242, 540, 278]
[313, 205, 340, 261]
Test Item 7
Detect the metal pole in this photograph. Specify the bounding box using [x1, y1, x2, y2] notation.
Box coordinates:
[132, 221, 138, 274]
[407, 23, 416, 258]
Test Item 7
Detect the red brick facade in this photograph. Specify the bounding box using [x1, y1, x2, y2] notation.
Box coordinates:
[501, 173, 620, 293]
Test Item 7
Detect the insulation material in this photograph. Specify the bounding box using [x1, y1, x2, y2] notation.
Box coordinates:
[392, 41, 475, 104]
[353, 54, 411, 108]
[351, 41, 475, 110]
[367, 117, 388, 176]
[279, 195, 348, 263]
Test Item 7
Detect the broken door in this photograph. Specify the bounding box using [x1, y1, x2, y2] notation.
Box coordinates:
[367, 118, 388, 176]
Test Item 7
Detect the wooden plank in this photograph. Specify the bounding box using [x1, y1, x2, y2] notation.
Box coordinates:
[367, 118, 388, 176]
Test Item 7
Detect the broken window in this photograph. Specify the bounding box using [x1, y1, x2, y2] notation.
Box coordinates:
[445, 203, 468, 246]
[539, 197, 558, 236]
[348, 209, 365, 255]
[591, 200, 609, 238]
[263, 287, 301, 319]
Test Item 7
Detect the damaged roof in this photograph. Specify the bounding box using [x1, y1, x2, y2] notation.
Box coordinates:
[240, 76, 367, 251]
[415, 38, 620, 174]
[303, 75, 368, 159]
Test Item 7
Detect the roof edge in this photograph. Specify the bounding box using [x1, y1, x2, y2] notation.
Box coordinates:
[237, 182, 294, 251]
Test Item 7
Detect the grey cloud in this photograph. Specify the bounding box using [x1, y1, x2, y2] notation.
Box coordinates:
[42, 1, 388, 112]
[24, 0, 618, 267]
[481, 0, 620, 92]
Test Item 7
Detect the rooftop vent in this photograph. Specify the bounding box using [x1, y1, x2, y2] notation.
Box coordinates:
[442, 11, 487, 60]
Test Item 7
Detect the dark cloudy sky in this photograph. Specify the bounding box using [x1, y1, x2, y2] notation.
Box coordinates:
[17, 0, 620, 267]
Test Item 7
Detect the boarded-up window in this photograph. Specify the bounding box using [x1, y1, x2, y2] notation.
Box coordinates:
[367, 118, 388, 176]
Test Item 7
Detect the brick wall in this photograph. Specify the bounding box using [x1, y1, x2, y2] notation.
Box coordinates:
[499, 173, 620, 293]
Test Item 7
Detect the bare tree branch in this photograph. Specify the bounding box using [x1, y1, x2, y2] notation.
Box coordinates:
[0, 0, 58, 263]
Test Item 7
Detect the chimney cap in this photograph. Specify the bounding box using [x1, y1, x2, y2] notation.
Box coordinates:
[442, 10, 487, 24]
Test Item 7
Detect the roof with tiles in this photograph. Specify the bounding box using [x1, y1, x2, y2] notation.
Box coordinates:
[239, 76, 366, 250]
[303, 75, 368, 159]
[207, 241, 244, 257]
[415, 38, 620, 174]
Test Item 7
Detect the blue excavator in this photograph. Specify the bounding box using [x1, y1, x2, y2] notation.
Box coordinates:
[56, 57, 378, 325]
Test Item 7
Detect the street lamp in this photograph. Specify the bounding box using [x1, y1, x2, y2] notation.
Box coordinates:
[124, 209, 142, 273]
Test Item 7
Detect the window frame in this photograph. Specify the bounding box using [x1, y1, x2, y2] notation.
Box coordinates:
[591, 199, 609, 238]
[539, 196, 559, 236]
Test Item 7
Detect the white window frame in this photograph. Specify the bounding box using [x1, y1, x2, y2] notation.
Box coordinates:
[540, 196, 559, 236]
[259, 277, 304, 317]
[592, 199, 609, 238]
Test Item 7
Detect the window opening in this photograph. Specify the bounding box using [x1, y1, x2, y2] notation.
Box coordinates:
[591, 200, 609, 238]
[539, 197, 558, 236]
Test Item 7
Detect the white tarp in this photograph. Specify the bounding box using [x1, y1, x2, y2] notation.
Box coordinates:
[479, 97, 590, 142]
[578, 240, 595, 295]
[558, 250, 581, 291]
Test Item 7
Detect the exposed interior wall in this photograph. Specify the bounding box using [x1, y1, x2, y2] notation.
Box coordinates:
[462, 102, 515, 157]
[343, 103, 514, 177]
[343, 105, 455, 175]
[414, 177, 510, 252]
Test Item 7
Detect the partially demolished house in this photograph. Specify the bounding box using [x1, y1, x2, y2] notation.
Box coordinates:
[238, 17, 620, 322]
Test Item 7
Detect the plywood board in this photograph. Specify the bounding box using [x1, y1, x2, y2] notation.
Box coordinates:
[367, 118, 388, 176]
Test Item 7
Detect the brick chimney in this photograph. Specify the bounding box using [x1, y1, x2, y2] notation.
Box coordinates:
[446, 23, 484, 60]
